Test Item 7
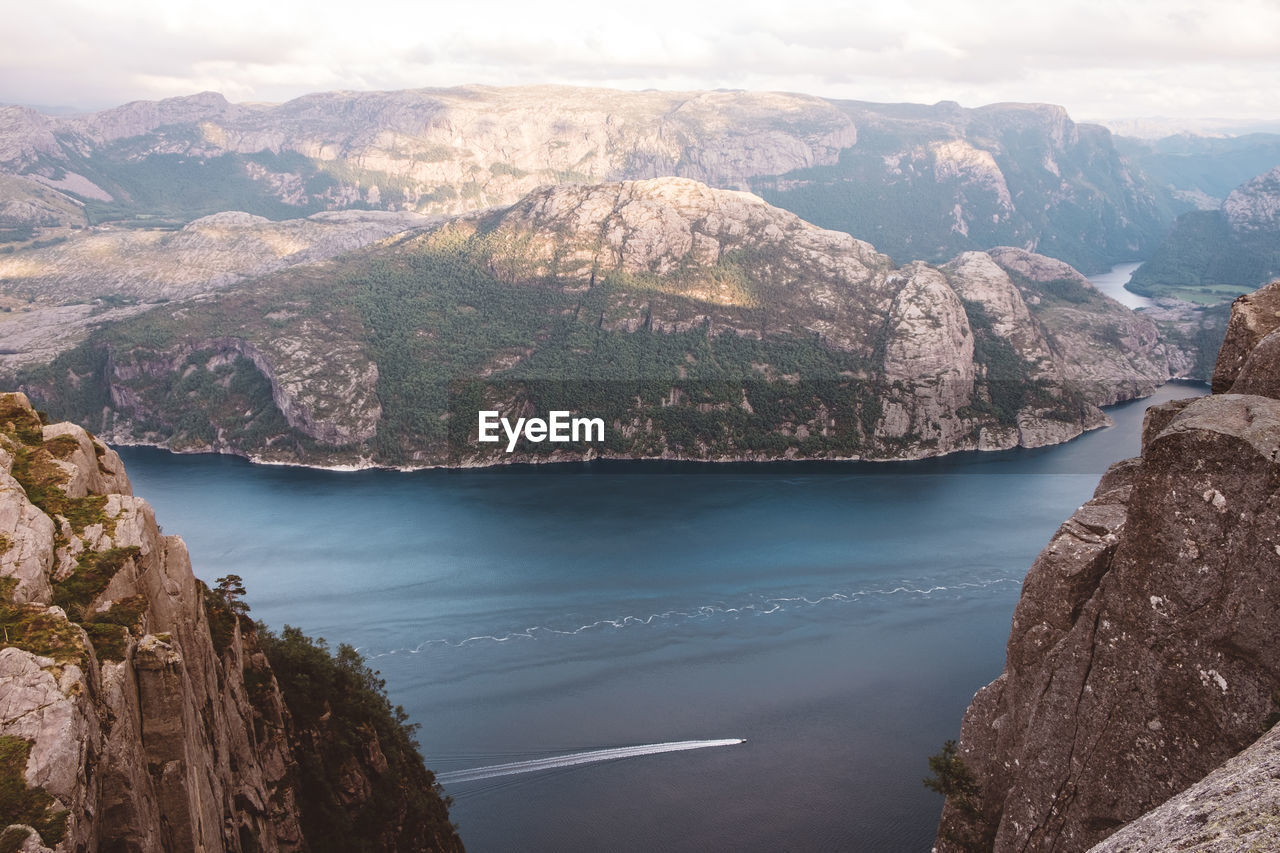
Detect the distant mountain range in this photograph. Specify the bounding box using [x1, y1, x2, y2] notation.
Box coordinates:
[1116, 133, 1280, 209]
[1, 86, 1177, 274]
[755, 99, 1172, 274]
[1130, 165, 1280, 302]
[1096, 117, 1280, 139]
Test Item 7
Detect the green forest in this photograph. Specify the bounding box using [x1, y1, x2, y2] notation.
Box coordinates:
[1128, 210, 1279, 303]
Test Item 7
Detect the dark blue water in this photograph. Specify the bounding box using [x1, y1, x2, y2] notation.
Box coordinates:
[116, 383, 1204, 852]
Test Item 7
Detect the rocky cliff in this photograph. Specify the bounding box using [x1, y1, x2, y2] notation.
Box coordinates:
[934, 279, 1280, 851]
[0, 392, 461, 851]
[19, 178, 1170, 468]
[1087, 718, 1280, 852]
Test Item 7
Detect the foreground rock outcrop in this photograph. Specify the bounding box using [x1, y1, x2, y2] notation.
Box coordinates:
[22, 178, 1171, 468]
[0, 392, 461, 851]
[1088, 720, 1280, 852]
[935, 280, 1280, 852]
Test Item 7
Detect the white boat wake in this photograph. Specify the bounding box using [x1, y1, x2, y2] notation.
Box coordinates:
[435, 739, 746, 785]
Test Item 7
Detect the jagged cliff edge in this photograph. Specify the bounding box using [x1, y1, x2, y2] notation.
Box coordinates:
[0, 391, 462, 852]
[935, 279, 1280, 851]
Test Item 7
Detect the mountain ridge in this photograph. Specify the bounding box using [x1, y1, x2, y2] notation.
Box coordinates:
[18, 177, 1171, 469]
[0, 84, 1172, 274]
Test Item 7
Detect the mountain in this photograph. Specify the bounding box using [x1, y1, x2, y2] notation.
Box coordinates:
[1114, 131, 1280, 209]
[0, 392, 462, 851]
[0, 174, 86, 241]
[1098, 118, 1280, 140]
[0, 209, 435, 305]
[0, 88, 859, 222]
[0, 86, 1172, 274]
[755, 100, 1172, 273]
[933, 279, 1280, 851]
[18, 178, 1171, 468]
[0, 209, 435, 373]
[1129, 166, 1280, 303]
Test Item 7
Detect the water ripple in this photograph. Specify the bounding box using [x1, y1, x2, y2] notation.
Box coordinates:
[360, 576, 1018, 659]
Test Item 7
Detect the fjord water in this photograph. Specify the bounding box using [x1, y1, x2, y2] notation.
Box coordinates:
[117, 382, 1202, 852]
[1087, 261, 1153, 309]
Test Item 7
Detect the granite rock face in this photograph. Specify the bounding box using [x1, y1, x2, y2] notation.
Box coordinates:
[985, 247, 1167, 405]
[1210, 278, 1280, 392]
[876, 263, 976, 449]
[935, 279, 1280, 852]
[0, 392, 461, 851]
[0, 390, 302, 851]
[1087, 719, 1280, 852]
[942, 251, 1054, 373]
[1222, 166, 1280, 234]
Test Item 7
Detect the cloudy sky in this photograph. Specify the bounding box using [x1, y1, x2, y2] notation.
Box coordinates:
[3, 0, 1279, 122]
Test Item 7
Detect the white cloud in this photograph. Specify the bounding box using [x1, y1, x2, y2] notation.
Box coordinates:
[0, 0, 1277, 120]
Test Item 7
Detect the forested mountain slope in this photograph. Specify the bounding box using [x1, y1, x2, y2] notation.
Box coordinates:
[20, 178, 1171, 468]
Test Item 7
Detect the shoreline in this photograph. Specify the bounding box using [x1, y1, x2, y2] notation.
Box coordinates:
[105, 379, 1210, 474]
